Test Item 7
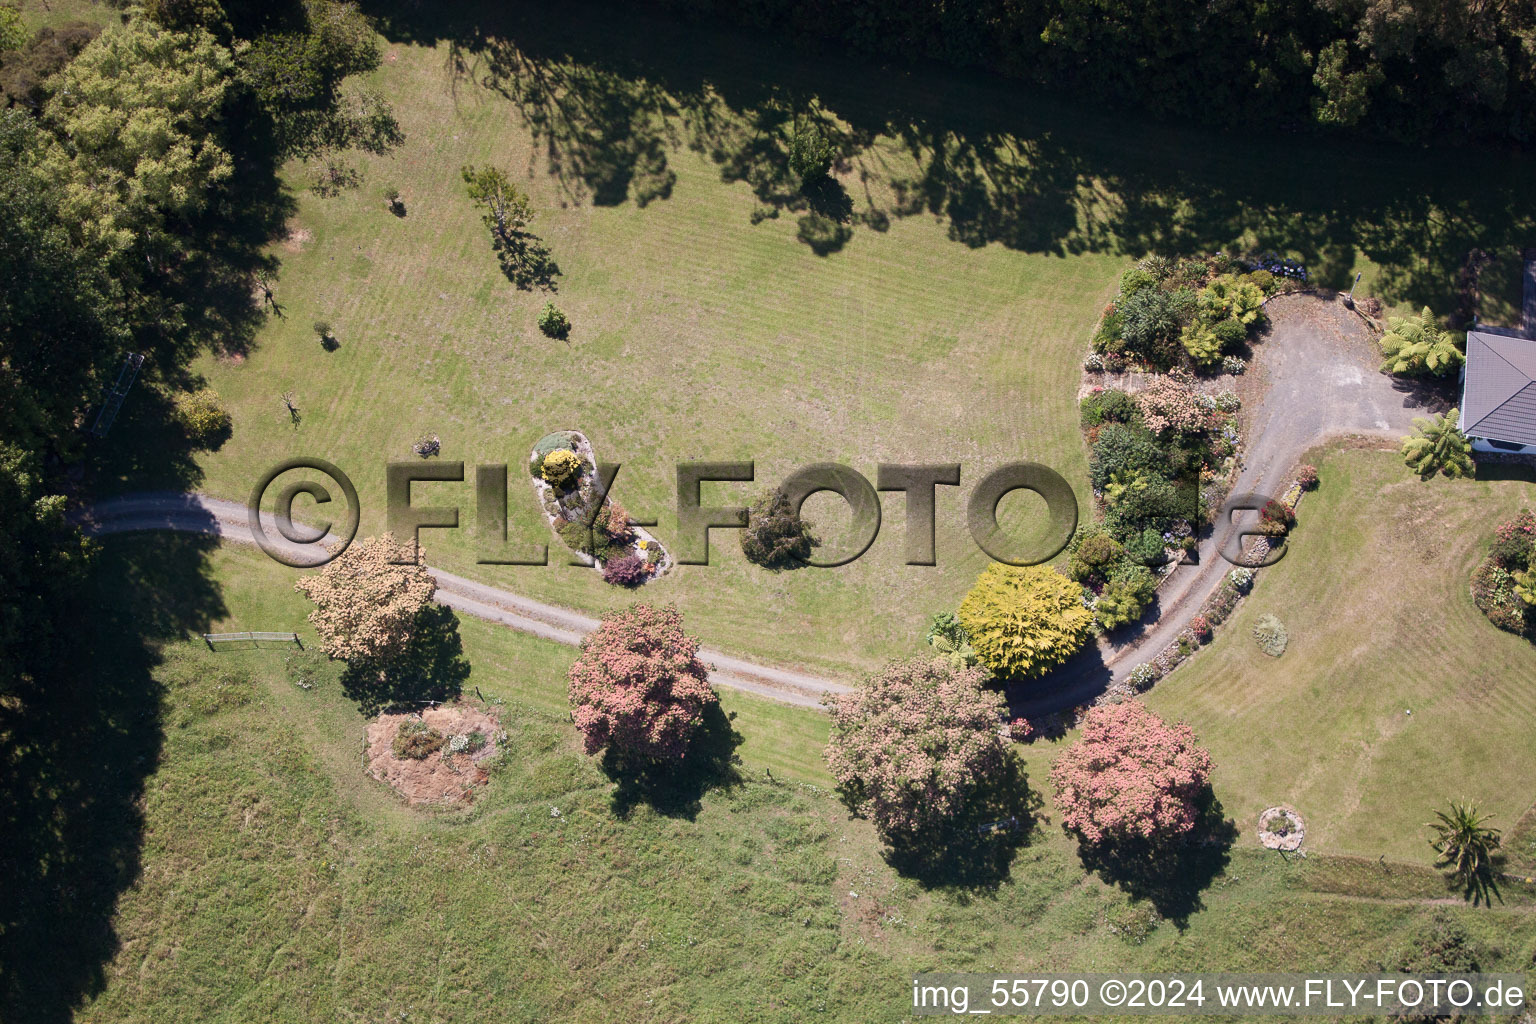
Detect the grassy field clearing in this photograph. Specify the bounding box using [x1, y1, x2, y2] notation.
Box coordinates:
[169, 0, 1536, 681]
[186, 29, 1121, 678]
[1147, 445, 1536, 863]
[61, 540, 1536, 1024]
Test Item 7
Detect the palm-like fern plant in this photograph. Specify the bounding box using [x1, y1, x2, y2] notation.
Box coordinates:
[1428, 800, 1501, 903]
[924, 611, 978, 668]
[1401, 408, 1474, 480]
[1379, 307, 1464, 376]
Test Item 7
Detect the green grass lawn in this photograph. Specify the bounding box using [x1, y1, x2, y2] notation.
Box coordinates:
[61, 538, 1536, 1024]
[186, 30, 1122, 680]
[209, 543, 835, 787]
[1147, 444, 1536, 863]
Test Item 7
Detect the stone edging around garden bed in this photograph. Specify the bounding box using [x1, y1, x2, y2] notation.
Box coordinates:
[1257, 805, 1306, 852]
[529, 429, 674, 583]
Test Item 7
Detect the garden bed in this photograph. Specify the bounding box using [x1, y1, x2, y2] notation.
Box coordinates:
[528, 429, 673, 586]
[1258, 806, 1306, 852]
[364, 704, 504, 806]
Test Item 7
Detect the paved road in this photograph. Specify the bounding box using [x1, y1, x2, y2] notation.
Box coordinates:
[80, 493, 852, 709]
[1011, 295, 1437, 714]
[81, 296, 1422, 715]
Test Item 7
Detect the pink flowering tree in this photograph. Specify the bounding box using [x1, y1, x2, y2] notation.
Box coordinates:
[825, 659, 1013, 845]
[1050, 700, 1213, 847]
[567, 604, 717, 763]
[1135, 376, 1208, 436]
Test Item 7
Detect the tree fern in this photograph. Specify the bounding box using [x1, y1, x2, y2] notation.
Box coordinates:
[1380, 307, 1464, 377]
[1401, 409, 1474, 480]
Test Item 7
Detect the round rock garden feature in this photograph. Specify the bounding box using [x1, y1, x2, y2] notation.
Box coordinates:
[364, 703, 503, 806]
[528, 429, 672, 585]
[1257, 806, 1305, 851]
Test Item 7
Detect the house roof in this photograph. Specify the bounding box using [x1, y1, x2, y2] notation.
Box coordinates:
[1462, 331, 1536, 446]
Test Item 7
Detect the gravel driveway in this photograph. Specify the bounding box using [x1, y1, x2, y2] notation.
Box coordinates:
[1011, 294, 1444, 714]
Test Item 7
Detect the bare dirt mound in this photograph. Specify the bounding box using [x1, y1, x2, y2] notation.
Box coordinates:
[364, 704, 504, 806]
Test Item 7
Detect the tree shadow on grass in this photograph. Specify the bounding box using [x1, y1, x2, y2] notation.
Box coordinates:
[493, 230, 561, 291]
[1072, 787, 1238, 928]
[883, 757, 1040, 896]
[0, 532, 225, 1024]
[366, 0, 1536, 311]
[603, 703, 743, 821]
[339, 604, 471, 716]
[801, 174, 852, 222]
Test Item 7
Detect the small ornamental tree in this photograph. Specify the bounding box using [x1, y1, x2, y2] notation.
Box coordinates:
[958, 564, 1094, 679]
[1197, 274, 1265, 327]
[537, 301, 570, 339]
[1428, 800, 1502, 903]
[1050, 700, 1214, 847]
[461, 164, 531, 246]
[1095, 564, 1157, 630]
[787, 117, 834, 186]
[295, 534, 437, 665]
[540, 448, 581, 487]
[171, 386, 231, 450]
[1136, 375, 1206, 436]
[601, 553, 647, 587]
[567, 604, 716, 763]
[741, 488, 818, 569]
[825, 659, 1010, 844]
[1258, 499, 1295, 536]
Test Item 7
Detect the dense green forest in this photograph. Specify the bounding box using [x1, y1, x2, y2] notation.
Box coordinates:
[645, 0, 1536, 145]
[0, 1, 398, 1015]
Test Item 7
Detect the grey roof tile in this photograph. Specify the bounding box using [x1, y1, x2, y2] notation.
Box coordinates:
[1463, 331, 1536, 446]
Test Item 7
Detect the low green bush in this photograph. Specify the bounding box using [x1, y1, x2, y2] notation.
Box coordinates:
[1076, 533, 1124, 568]
[1091, 306, 1125, 354]
[1262, 811, 1294, 836]
[1121, 526, 1168, 566]
[1252, 614, 1289, 657]
[557, 507, 629, 562]
[1096, 564, 1157, 630]
[172, 387, 232, 450]
[538, 302, 571, 339]
[393, 720, 446, 760]
[1080, 388, 1139, 428]
[1119, 266, 1157, 296]
[540, 449, 581, 487]
[1090, 422, 1162, 490]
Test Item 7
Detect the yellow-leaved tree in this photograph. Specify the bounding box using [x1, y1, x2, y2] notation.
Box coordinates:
[958, 564, 1094, 679]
